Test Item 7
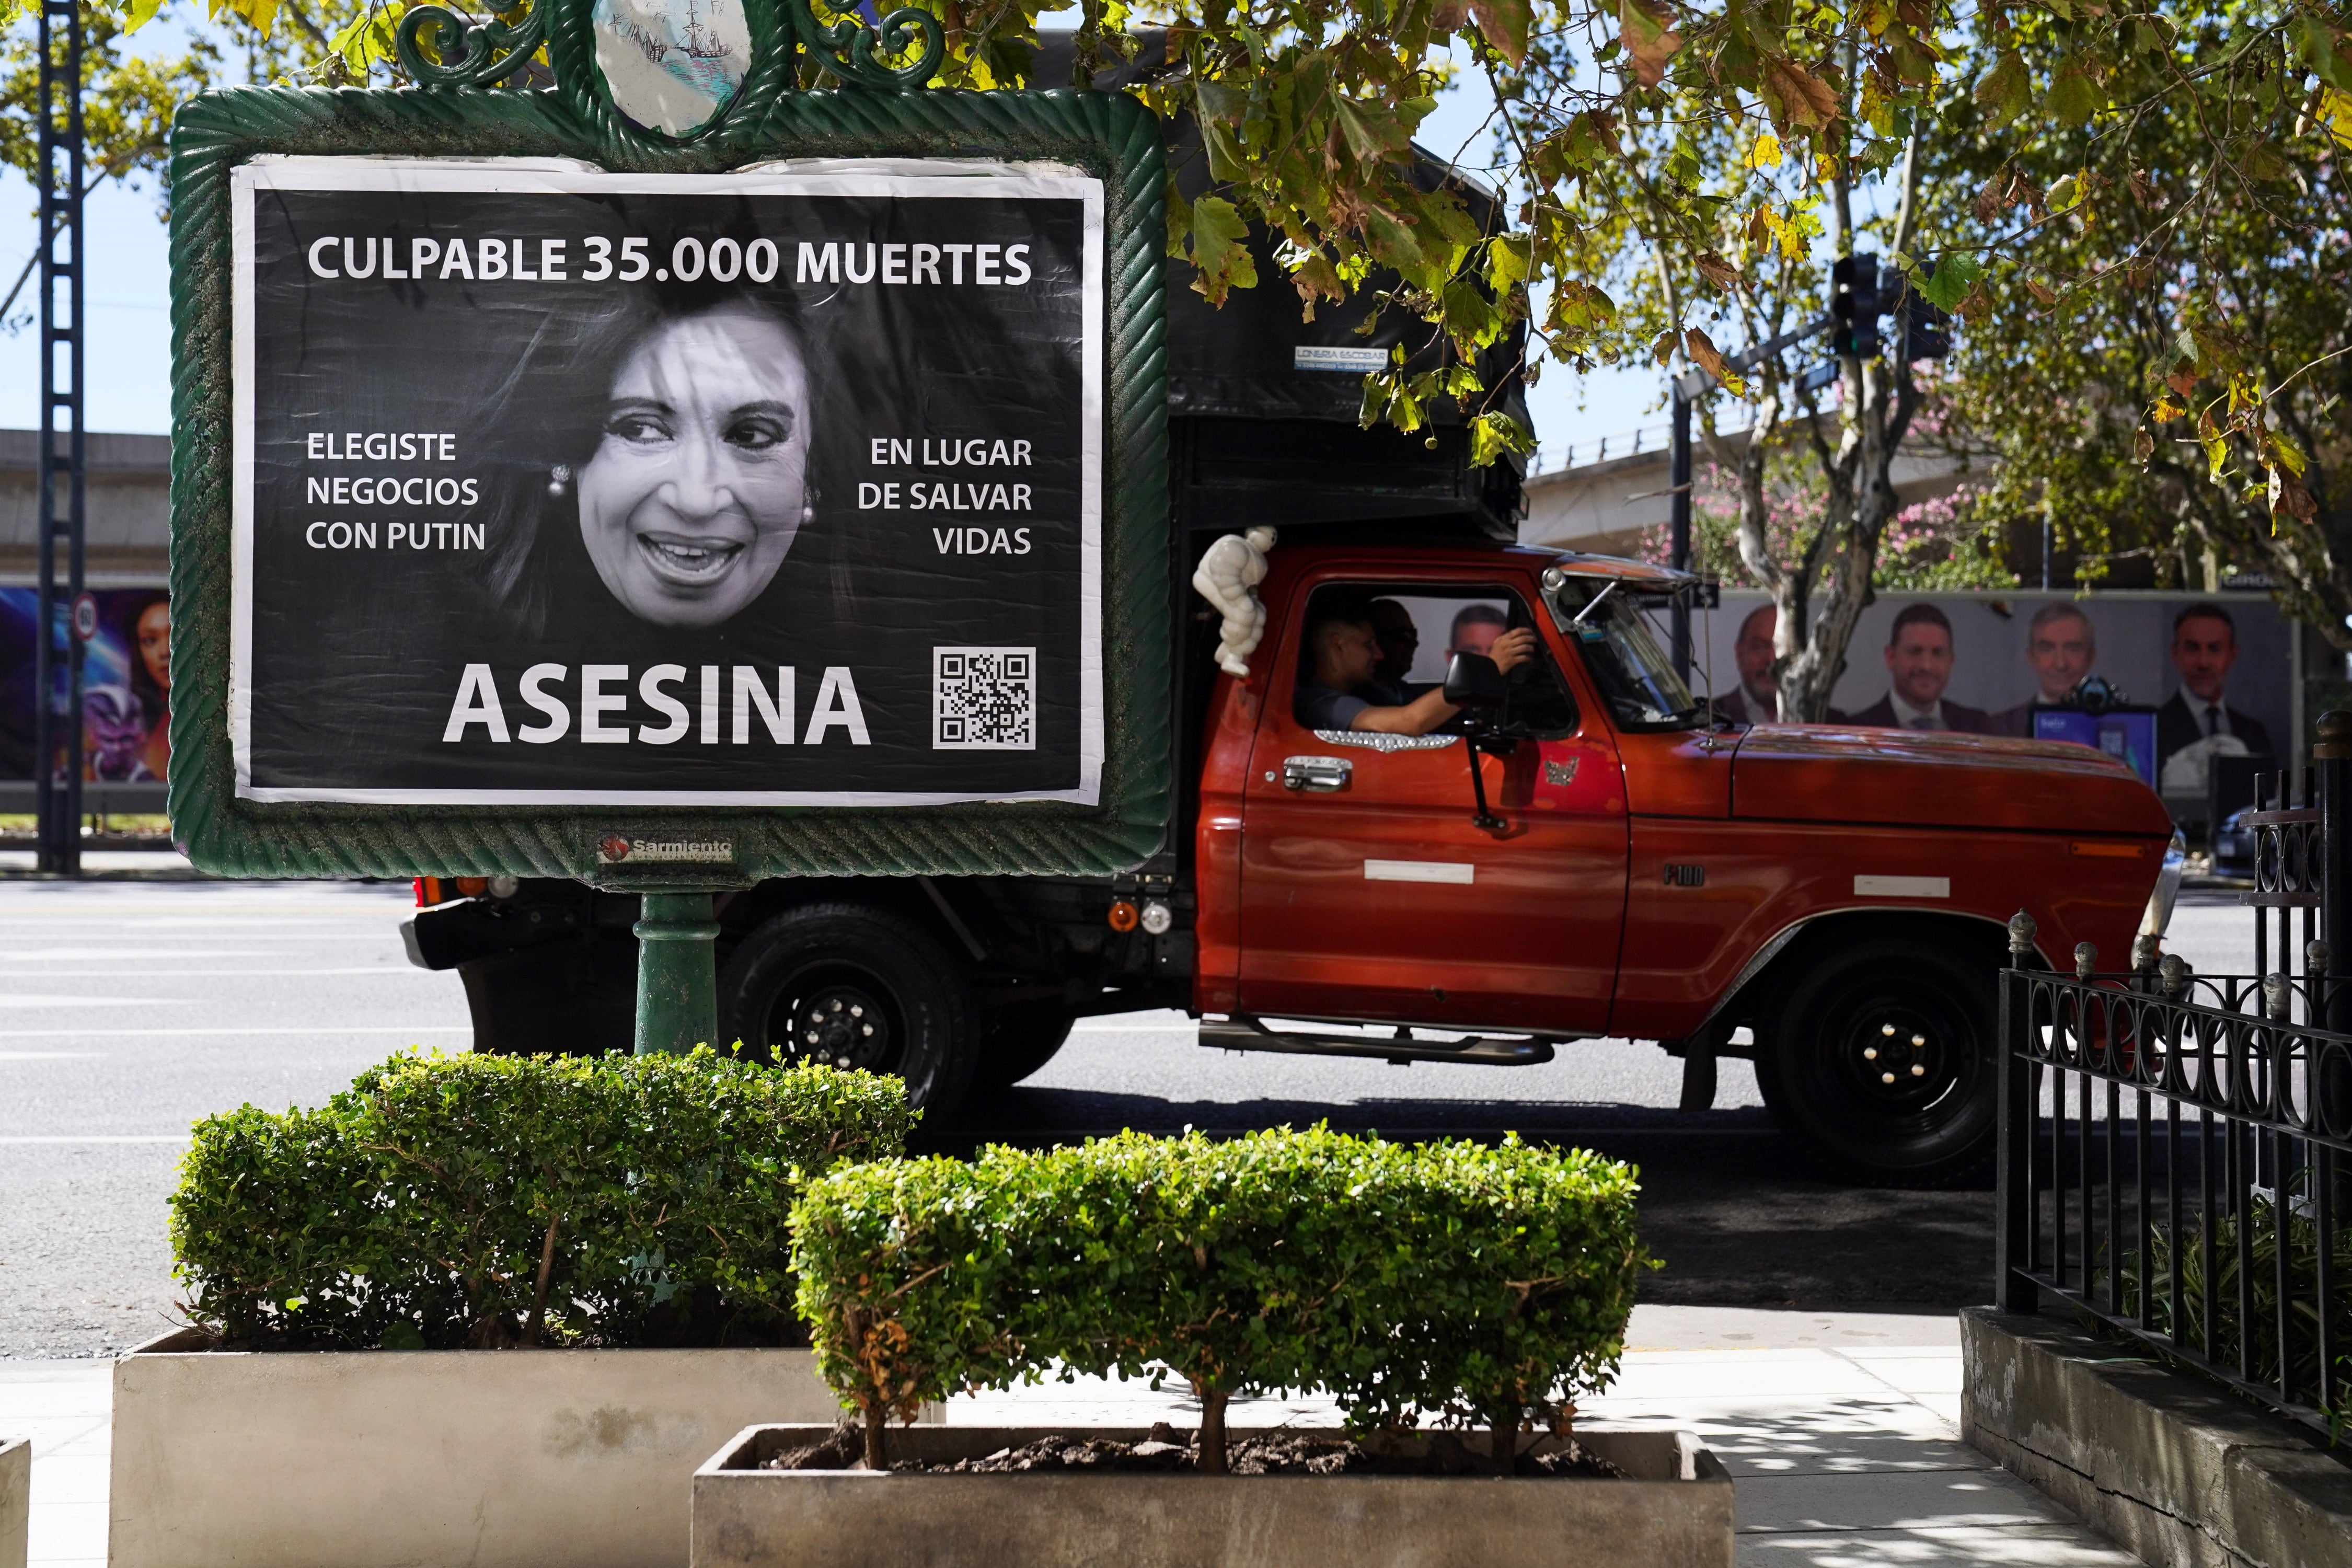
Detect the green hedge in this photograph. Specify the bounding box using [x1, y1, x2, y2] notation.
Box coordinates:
[790, 1128, 1648, 1471]
[172, 1051, 915, 1350]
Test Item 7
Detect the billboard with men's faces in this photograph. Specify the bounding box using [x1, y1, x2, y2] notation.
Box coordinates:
[1685, 591, 2297, 798]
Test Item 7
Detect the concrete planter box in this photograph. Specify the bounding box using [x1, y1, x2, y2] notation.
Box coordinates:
[1962, 1305, 2352, 1568]
[692, 1424, 1734, 1568]
[2, 1436, 26, 1568]
[110, 1328, 882, 1568]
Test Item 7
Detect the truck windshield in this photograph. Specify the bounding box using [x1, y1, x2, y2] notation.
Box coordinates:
[1549, 584, 1705, 731]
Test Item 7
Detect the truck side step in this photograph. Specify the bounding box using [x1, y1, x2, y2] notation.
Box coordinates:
[1199, 1017, 1559, 1067]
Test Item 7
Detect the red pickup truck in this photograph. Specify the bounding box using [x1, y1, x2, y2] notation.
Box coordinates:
[408, 537, 2178, 1185]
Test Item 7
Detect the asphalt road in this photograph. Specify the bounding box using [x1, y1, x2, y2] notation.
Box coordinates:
[0, 878, 2258, 1357]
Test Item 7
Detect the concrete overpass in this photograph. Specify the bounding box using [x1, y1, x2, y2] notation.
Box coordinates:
[1517, 418, 1977, 558]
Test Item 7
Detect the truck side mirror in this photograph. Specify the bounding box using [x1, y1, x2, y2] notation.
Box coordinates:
[1444, 653, 1508, 709]
[1444, 653, 1511, 832]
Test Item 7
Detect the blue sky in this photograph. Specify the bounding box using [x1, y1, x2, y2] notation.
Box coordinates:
[0, 35, 1662, 457]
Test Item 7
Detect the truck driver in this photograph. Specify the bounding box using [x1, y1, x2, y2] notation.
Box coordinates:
[1297, 603, 1538, 735]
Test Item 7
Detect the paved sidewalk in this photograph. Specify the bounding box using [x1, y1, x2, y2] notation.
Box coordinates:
[0, 1359, 106, 1568]
[1, 1306, 2131, 1567]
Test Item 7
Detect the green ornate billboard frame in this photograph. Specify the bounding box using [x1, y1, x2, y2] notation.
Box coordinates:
[165, 4, 1170, 896]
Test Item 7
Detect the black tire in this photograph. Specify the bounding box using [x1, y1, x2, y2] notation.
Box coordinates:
[717, 903, 977, 1112]
[972, 1001, 1076, 1092]
[1754, 933, 1998, 1186]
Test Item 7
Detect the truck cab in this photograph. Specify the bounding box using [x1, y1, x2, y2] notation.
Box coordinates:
[1186, 539, 2176, 1180]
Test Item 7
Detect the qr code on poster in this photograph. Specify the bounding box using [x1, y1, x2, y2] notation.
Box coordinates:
[933, 648, 1037, 750]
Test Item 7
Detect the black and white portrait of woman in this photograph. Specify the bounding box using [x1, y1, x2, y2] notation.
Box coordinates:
[235, 161, 1102, 802]
[475, 278, 816, 635]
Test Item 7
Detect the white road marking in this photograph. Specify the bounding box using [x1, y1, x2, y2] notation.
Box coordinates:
[2, 949, 294, 960]
[1364, 859, 1476, 885]
[0, 1135, 188, 1144]
[0, 1052, 103, 1060]
[26, 968, 443, 978]
[0, 1025, 469, 1037]
[0, 996, 190, 1008]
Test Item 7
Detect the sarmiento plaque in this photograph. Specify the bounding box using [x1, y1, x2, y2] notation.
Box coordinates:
[232, 159, 1103, 806]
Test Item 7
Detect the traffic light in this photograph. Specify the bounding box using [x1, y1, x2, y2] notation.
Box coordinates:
[1903, 268, 1952, 360]
[1830, 252, 1881, 358]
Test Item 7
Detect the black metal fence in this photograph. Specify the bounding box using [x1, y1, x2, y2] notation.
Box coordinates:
[1996, 714, 2352, 1437]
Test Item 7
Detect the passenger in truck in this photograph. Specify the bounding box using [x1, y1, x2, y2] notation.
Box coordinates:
[1446, 603, 1507, 662]
[1296, 606, 1537, 736]
[1364, 599, 1423, 704]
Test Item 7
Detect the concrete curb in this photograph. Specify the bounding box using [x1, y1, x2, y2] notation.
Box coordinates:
[1961, 1305, 2352, 1568]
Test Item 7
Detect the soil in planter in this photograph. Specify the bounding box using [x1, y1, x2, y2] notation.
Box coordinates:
[764, 1424, 1625, 1479]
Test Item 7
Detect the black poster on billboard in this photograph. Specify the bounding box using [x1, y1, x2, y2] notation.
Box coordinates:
[232, 159, 1103, 805]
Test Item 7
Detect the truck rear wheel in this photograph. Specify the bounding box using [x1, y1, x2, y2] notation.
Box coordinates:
[1755, 935, 1997, 1186]
[717, 903, 977, 1112]
[972, 1001, 1076, 1092]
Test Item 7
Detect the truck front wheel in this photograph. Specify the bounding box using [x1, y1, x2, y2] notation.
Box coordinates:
[717, 903, 977, 1112]
[1755, 936, 1998, 1186]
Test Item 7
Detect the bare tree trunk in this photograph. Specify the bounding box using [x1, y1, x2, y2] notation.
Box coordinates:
[1773, 121, 1926, 722]
[1488, 1407, 1523, 1474]
[1194, 1382, 1230, 1475]
[862, 1403, 887, 1471]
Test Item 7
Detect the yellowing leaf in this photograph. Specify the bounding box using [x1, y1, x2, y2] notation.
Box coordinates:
[1757, 56, 1840, 135]
[1289, 253, 1345, 321]
[1692, 250, 1740, 290]
[1618, 0, 1682, 88]
[1546, 280, 1616, 336]
[123, 0, 164, 32]
[1744, 133, 1783, 170]
[1469, 412, 1537, 468]
[1683, 328, 1747, 397]
[2271, 465, 2320, 523]
[2317, 87, 2352, 151]
[212, 0, 279, 34]
[1163, 174, 1192, 260]
[1185, 196, 1259, 307]
[1470, 0, 1534, 66]
[1485, 236, 1530, 293]
[2198, 414, 2229, 482]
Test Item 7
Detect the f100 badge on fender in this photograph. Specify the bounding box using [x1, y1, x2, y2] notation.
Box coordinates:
[228, 158, 1104, 807]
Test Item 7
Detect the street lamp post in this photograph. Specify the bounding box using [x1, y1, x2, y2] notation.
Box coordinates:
[34, 0, 87, 877]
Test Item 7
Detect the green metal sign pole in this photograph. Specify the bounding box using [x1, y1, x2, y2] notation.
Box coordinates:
[633, 893, 721, 1056]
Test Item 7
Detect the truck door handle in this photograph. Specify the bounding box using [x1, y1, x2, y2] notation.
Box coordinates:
[1282, 756, 1353, 792]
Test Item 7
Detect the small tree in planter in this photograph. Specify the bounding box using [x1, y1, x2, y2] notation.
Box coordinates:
[786, 1153, 1035, 1470]
[1032, 1129, 1393, 1473]
[791, 1127, 1651, 1472]
[1329, 1137, 1648, 1471]
[172, 1050, 916, 1350]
